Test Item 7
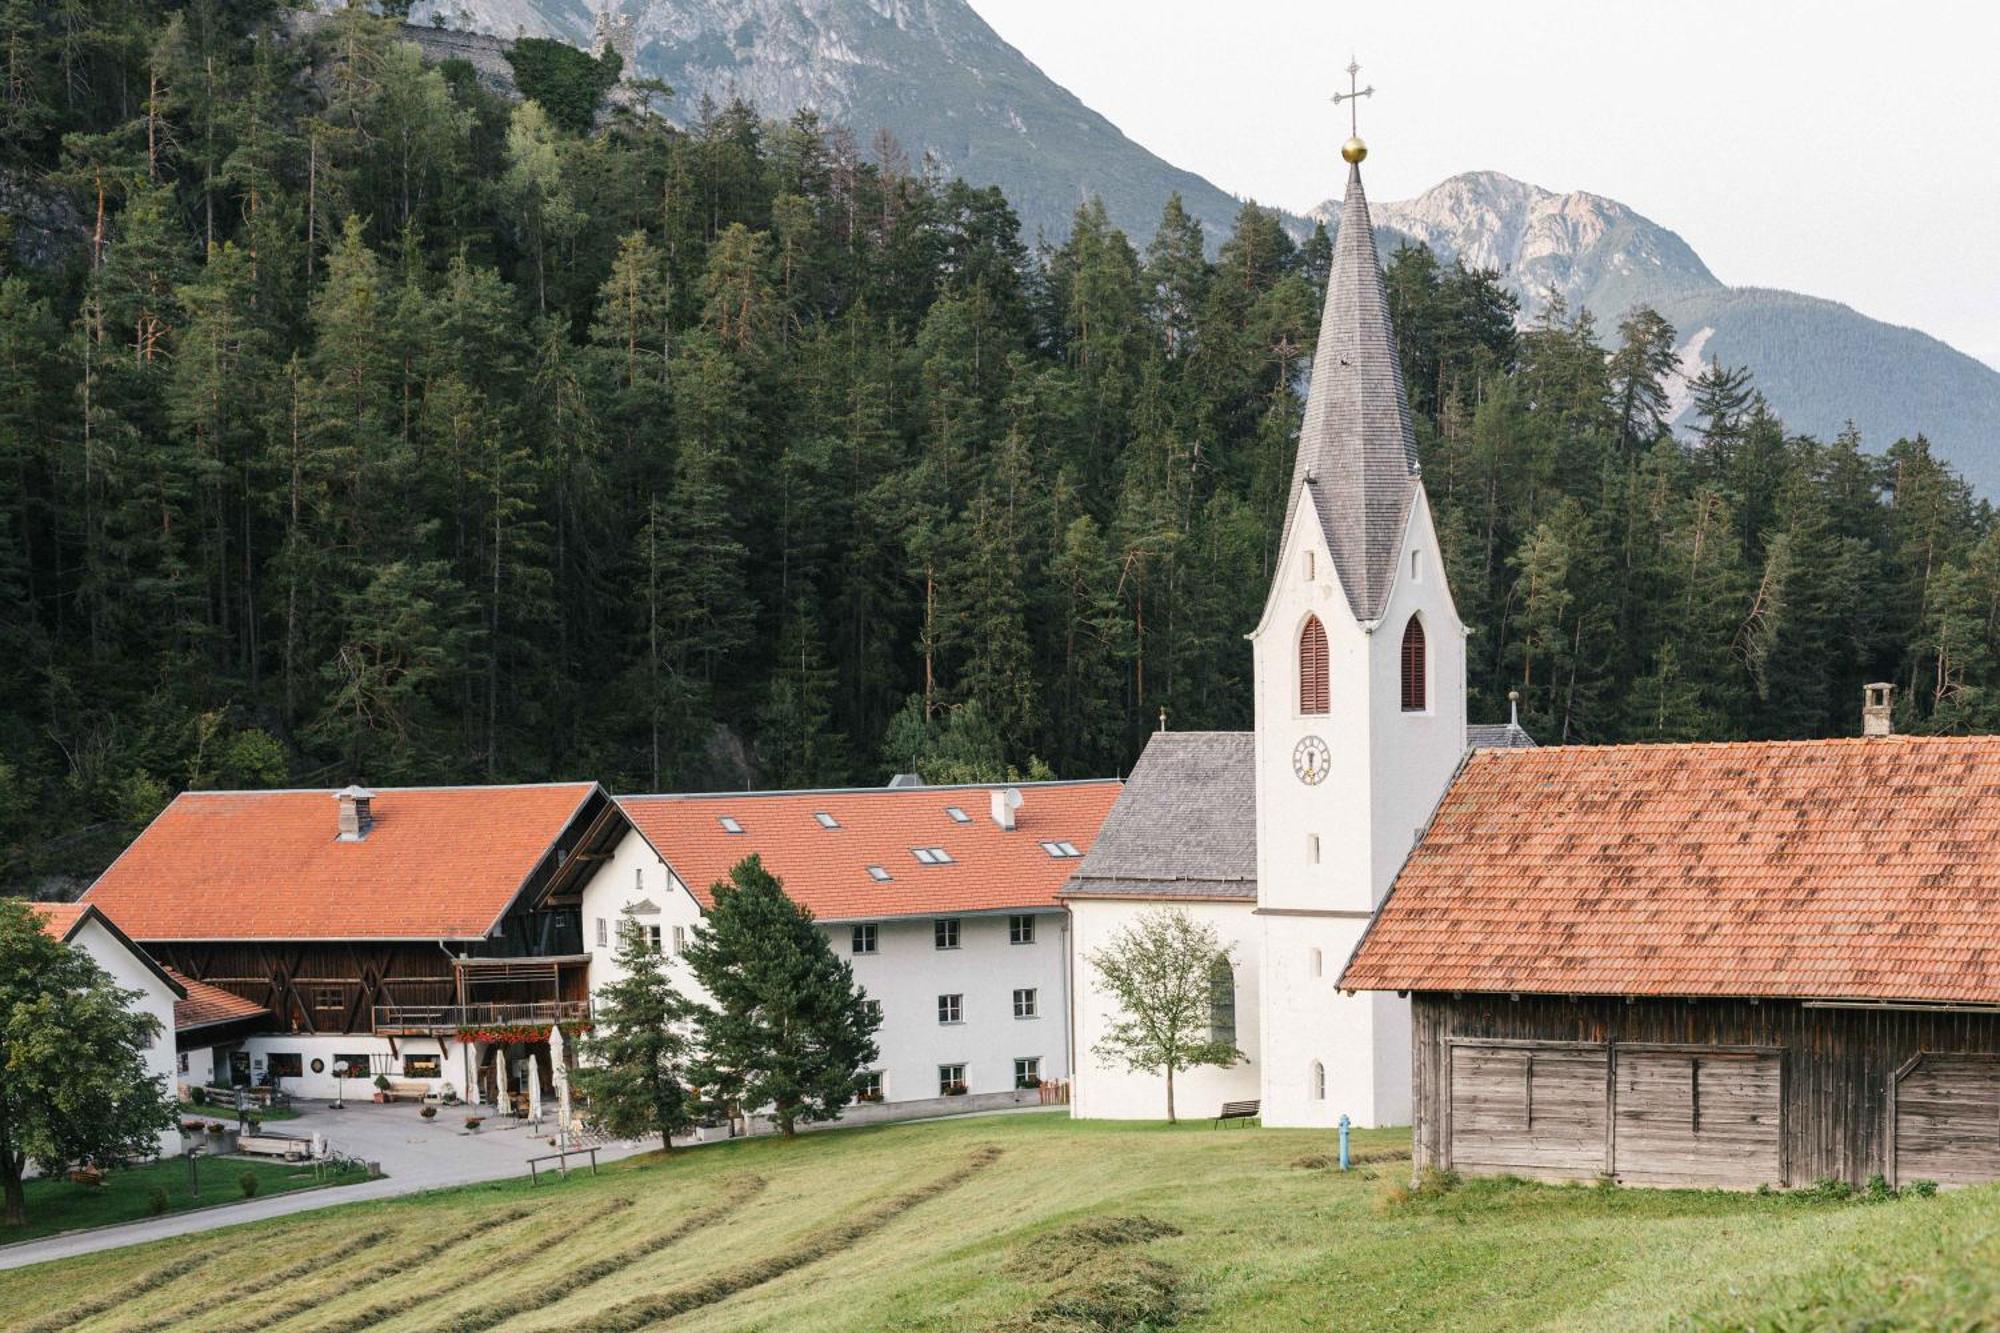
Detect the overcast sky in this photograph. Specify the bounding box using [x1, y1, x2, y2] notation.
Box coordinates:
[967, 1, 2000, 371]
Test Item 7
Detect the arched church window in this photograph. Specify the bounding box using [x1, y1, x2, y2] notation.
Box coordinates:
[1400, 616, 1426, 712]
[1299, 616, 1330, 715]
[1311, 1060, 1326, 1101]
[1208, 956, 1237, 1047]
[1310, 947, 1323, 977]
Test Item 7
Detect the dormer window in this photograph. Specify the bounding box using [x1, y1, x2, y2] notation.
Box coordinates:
[718, 816, 743, 833]
[814, 811, 839, 829]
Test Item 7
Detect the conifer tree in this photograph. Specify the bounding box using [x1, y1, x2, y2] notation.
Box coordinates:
[683, 855, 879, 1138]
[576, 917, 698, 1153]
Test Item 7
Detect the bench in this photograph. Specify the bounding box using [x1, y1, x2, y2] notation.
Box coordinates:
[526, 1146, 598, 1185]
[1214, 1099, 1261, 1128]
[237, 1133, 314, 1161]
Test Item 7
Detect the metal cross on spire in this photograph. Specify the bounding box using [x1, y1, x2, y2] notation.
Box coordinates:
[1331, 57, 1375, 135]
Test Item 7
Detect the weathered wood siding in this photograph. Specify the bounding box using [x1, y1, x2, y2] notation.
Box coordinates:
[1413, 993, 2000, 1188]
[152, 942, 456, 1035]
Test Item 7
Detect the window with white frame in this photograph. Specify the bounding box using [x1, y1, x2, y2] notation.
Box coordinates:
[934, 918, 960, 950]
[1310, 947, 1323, 978]
[672, 925, 687, 954]
[1013, 987, 1038, 1019]
[865, 998, 884, 1025]
[852, 923, 878, 954]
[643, 924, 663, 953]
[1009, 914, 1036, 944]
[855, 1070, 883, 1102]
[1311, 1060, 1326, 1101]
[595, 917, 608, 948]
[1015, 1057, 1041, 1088]
[177, 1051, 189, 1075]
[937, 993, 963, 1024]
[938, 1063, 967, 1095]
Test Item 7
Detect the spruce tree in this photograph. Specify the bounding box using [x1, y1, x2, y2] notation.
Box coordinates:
[576, 917, 699, 1153]
[683, 855, 879, 1138]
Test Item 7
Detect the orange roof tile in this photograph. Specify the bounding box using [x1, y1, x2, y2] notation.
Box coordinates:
[619, 781, 1122, 921]
[27, 902, 87, 941]
[165, 968, 269, 1033]
[85, 784, 600, 941]
[1340, 736, 2000, 1004]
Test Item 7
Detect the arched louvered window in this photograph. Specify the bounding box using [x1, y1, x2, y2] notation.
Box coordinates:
[1400, 616, 1427, 712]
[1311, 1060, 1327, 1101]
[1299, 616, 1330, 715]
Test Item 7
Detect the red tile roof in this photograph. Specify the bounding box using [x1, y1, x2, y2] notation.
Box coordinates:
[1340, 736, 2000, 1004]
[165, 968, 269, 1033]
[85, 784, 600, 941]
[619, 781, 1122, 921]
[27, 901, 87, 941]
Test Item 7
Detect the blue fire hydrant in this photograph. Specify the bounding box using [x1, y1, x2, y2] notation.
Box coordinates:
[1338, 1113, 1351, 1171]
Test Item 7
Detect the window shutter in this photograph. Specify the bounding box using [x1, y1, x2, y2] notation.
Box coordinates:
[1401, 617, 1426, 712]
[1299, 616, 1330, 715]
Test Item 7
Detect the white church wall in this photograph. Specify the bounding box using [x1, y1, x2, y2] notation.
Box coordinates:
[1068, 898, 1262, 1121]
[69, 916, 183, 1156]
[1250, 488, 1464, 1129]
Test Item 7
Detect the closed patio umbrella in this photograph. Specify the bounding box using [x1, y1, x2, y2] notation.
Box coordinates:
[526, 1053, 542, 1123]
[493, 1047, 509, 1113]
[549, 1021, 572, 1149]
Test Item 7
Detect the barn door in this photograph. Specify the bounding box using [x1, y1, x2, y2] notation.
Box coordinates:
[1611, 1048, 1783, 1188]
[1447, 1042, 1609, 1181]
[1893, 1055, 2000, 1187]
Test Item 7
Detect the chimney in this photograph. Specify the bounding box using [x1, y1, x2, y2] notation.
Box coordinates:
[1863, 683, 1895, 737]
[990, 787, 1022, 831]
[334, 785, 375, 841]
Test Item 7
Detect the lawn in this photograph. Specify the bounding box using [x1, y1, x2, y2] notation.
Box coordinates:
[3, 1111, 1995, 1331]
[1, 1154, 369, 1244]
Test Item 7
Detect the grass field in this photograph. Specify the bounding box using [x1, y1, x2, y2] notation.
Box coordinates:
[5, 1111, 1997, 1330]
[0, 1155, 367, 1244]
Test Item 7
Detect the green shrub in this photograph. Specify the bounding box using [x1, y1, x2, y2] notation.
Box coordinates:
[239, 1170, 260, 1199]
[146, 1185, 170, 1216]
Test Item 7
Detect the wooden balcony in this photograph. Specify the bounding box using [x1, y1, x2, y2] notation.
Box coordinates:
[372, 1000, 592, 1035]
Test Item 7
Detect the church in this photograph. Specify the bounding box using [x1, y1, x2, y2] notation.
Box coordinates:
[1064, 126, 1484, 1130]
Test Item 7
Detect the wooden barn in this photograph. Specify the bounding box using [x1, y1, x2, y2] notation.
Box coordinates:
[1340, 725, 2000, 1190]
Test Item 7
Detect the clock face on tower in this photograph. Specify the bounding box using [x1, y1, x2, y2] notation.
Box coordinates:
[1293, 735, 1331, 785]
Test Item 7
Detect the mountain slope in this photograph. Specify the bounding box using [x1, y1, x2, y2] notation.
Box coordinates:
[414, 0, 1255, 245]
[1315, 173, 2000, 492]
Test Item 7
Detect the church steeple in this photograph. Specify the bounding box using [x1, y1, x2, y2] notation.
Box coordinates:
[1279, 146, 1420, 624]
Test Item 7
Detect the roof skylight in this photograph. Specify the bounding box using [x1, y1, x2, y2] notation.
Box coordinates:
[1040, 840, 1083, 858]
[867, 865, 892, 882]
[718, 816, 744, 833]
[945, 806, 971, 823]
[814, 811, 840, 829]
[912, 847, 955, 865]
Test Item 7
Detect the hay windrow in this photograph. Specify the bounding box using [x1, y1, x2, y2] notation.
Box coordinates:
[21, 1245, 226, 1333]
[550, 1145, 1005, 1333]
[1007, 1215, 1182, 1280]
[426, 1174, 767, 1333]
[126, 1227, 396, 1333]
[232, 1204, 538, 1332]
[1293, 1148, 1413, 1171]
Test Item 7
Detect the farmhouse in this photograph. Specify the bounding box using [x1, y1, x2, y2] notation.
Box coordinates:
[82, 782, 623, 1102]
[576, 780, 1121, 1109]
[29, 903, 186, 1156]
[1340, 724, 2000, 1189]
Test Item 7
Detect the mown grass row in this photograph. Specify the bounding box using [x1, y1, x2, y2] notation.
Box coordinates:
[22, 1244, 228, 1333]
[426, 1174, 768, 1333]
[232, 1204, 542, 1332]
[543, 1146, 1005, 1333]
[126, 1227, 396, 1333]
[299, 1198, 633, 1333]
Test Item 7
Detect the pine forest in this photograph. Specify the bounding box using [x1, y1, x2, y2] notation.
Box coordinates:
[2, 2, 1995, 886]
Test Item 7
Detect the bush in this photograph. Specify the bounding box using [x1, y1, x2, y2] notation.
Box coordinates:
[190, 1086, 208, 1105]
[420, 1105, 438, 1120]
[147, 1185, 170, 1216]
[239, 1170, 260, 1199]
[1907, 1178, 1940, 1198]
[465, 1116, 484, 1131]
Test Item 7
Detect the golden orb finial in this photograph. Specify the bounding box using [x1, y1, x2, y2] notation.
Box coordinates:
[1341, 135, 1368, 165]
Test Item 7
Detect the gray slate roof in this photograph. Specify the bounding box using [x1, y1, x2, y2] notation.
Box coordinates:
[1467, 721, 1538, 750]
[1281, 161, 1420, 624]
[1060, 732, 1257, 901]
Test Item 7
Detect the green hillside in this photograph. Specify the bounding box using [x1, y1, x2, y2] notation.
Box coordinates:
[9, 1113, 1999, 1330]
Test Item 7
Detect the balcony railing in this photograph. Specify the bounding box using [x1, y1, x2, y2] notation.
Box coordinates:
[372, 1000, 592, 1035]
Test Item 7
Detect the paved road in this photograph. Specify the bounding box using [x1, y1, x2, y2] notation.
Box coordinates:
[0, 1100, 651, 1273]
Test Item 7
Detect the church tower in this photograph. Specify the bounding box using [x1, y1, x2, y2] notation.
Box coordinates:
[1249, 107, 1466, 1129]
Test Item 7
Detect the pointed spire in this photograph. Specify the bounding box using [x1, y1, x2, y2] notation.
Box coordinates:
[1281, 158, 1419, 623]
